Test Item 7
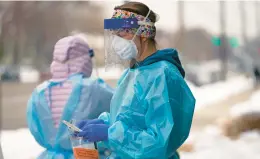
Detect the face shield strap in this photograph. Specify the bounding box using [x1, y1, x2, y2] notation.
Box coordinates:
[137, 21, 154, 26]
[132, 9, 152, 40]
[132, 9, 152, 62]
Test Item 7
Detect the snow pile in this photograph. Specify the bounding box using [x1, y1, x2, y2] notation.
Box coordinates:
[181, 126, 260, 159]
[0, 129, 44, 159]
[0, 72, 255, 159]
[2, 126, 260, 159]
[182, 90, 260, 159]
[189, 75, 253, 109]
[230, 89, 260, 117]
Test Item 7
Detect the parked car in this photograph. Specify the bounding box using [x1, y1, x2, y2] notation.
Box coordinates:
[184, 60, 223, 86]
[0, 66, 19, 82]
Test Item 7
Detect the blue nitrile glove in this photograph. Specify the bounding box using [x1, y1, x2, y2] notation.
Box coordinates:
[76, 119, 105, 129]
[77, 124, 109, 142]
[74, 119, 104, 136]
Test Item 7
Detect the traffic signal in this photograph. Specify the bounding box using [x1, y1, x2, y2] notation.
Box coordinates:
[211, 36, 239, 48]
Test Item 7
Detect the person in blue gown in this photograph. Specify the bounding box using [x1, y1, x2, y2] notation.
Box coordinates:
[27, 35, 114, 159]
[76, 2, 196, 159]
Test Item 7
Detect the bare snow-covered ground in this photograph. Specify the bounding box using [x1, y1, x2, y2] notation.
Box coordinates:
[0, 129, 43, 159]
[181, 126, 260, 159]
[188, 75, 253, 109]
[230, 90, 260, 117]
[180, 89, 260, 159]
[1, 126, 260, 159]
[0, 75, 256, 159]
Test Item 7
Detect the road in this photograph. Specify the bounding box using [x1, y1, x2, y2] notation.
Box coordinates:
[1, 80, 117, 130]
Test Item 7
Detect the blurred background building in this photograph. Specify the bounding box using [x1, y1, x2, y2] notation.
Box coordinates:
[0, 1, 259, 85]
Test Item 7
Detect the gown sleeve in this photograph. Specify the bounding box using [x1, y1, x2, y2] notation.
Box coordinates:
[26, 90, 47, 148]
[107, 73, 175, 159]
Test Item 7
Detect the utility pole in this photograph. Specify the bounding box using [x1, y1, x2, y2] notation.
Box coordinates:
[256, 1, 260, 36]
[12, 2, 22, 66]
[219, 1, 227, 80]
[176, 1, 185, 51]
[179, 1, 185, 35]
[240, 1, 247, 45]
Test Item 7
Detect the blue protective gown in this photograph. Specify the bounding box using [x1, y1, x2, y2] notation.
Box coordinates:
[27, 74, 114, 159]
[98, 48, 196, 159]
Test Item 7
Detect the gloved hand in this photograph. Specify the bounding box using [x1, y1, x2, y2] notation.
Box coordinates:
[73, 119, 104, 136]
[77, 124, 109, 142]
[76, 118, 105, 129]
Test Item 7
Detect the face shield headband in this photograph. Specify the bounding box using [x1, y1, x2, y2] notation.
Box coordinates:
[104, 9, 156, 38]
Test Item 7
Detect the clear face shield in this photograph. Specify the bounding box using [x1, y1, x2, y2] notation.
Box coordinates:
[104, 18, 140, 70]
[104, 9, 156, 70]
